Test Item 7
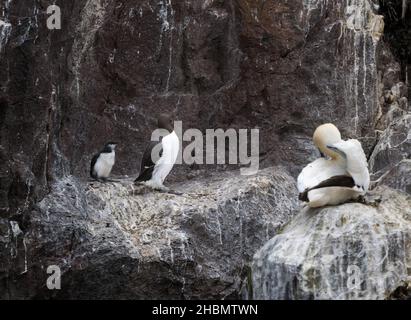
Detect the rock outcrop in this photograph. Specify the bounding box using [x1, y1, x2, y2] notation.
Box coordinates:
[252, 186, 411, 300]
[370, 114, 411, 194]
[1, 167, 298, 299]
[388, 281, 411, 300]
[379, 0, 411, 97]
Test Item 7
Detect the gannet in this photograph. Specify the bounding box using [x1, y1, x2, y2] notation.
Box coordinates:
[297, 123, 370, 208]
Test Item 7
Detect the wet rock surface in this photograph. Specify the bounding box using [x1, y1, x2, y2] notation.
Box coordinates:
[252, 186, 411, 300]
[379, 0, 411, 96]
[0, 0, 410, 299]
[1, 167, 298, 299]
[369, 114, 411, 193]
[0, 0, 405, 207]
[388, 281, 411, 300]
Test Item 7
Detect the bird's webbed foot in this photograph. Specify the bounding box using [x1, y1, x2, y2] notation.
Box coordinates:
[155, 185, 170, 192]
[357, 193, 382, 207]
[151, 184, 184, 195]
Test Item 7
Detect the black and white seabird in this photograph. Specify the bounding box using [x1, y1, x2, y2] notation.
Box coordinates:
[135, 114, 179, 191]
[90, 142, 117, 182]
[297, 123, 370, 208]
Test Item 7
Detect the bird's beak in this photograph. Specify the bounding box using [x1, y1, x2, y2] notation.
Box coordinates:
[326, 145, 346, 159]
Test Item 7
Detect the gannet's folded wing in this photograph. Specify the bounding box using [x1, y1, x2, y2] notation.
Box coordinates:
[297, 158, 347, 193]
[331, 139, 370, 191]
[298, 175, 355, 201]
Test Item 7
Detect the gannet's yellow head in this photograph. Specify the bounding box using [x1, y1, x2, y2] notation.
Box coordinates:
[313, 123, 342, 159]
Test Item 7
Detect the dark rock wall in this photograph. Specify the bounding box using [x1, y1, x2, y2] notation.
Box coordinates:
[379, 0, 411, 91]
[1, 0, 404, 214]
[0, 0, 410, 299]
[2, 168, 299, 299]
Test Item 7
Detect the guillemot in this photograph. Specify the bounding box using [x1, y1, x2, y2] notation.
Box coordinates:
[90, 142, 117, 182]
[135, 114, 180, 192]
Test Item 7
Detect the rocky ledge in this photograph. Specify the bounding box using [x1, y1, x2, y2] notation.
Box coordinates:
[252, 186, 411, 300]
[1, 167, 298, 299]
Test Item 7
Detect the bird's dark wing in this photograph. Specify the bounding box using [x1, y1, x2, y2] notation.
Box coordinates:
[314, 175, 355, 189]
[299, 175, 355, 202]
[135, 139, 163, 183]
[90, 153, 100, 178]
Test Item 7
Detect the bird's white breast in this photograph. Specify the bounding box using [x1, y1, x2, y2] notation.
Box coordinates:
[297, 157, 347, 193]
[333, 139, 370, 191]
[94, 151, 115, 178]
[152, 131, 180, 184]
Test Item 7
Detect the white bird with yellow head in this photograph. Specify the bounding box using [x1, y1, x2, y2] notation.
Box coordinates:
[297, 123, 370, 208]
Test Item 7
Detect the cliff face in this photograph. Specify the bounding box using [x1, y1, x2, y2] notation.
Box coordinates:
[0, 0, 410, 299]
[2, 168, 298, 299]
[1, 0, 407, 211]
[252, 186, 411, 300]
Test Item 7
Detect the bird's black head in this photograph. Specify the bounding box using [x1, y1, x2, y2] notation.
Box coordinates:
[104, 142, 118, 152]
[157, 114, 174, 132]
